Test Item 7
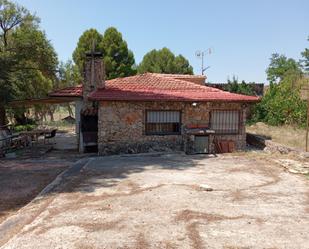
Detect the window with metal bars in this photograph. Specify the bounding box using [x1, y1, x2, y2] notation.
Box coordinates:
[145, 111, 181, 135]
[210, 110, 241, 134]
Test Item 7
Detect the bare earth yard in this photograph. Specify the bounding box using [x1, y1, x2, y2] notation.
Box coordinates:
[0, 162, 65, 224]
[0, 151, 80, 224]
[1, 153, 309, 249]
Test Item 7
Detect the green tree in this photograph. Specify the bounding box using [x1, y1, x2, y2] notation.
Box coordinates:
[57, 60, 82, 117]
[137, 47, 193, 74]
[301, 36, 309, 72]
[224, 76, 254, 96]
[252, 71, 306, 126]
[266, 53, 302, 84]
[174, 55, 194, 74]
[72, 27, 136, 80]
[57, 60, 81, 88]
[252, 54, 307, 126]
[0, 0, 58, 125]
[72, 28, 103, 72]
[0, 0, 33, 125]
[101, 27, 136, 79]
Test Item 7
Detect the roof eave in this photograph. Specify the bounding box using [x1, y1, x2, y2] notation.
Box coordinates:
[88, 97, 260, 103]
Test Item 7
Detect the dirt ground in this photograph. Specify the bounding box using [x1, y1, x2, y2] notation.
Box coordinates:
[0, 151, 79, 224]
[1, 152, 309, 249]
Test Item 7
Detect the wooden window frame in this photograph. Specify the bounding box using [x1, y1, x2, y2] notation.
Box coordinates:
[145, 110, 182, 136]
[210, 109, 242, 135]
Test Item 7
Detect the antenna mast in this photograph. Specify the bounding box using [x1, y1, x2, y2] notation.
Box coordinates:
[195, 48, 212, 75]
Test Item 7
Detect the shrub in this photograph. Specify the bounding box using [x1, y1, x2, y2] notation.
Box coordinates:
[224, 77, 255, 96]
[14, 124, 36, 132]
[251, 73, 307, 127]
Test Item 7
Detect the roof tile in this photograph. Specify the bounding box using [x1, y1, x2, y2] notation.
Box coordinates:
[49, 85, 83, 97]
[89, 73, 259, 102]
[49, 73, 259, 102]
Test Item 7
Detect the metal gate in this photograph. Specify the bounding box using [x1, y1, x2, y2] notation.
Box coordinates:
[194, 136, 209, 154]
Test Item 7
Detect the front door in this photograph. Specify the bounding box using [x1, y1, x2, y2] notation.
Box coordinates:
[81, 114, 98, 152]
[194, 136, 209, 154]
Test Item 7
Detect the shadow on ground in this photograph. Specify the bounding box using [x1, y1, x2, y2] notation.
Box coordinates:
[42, 152, 218, 196]
[0, 149, 85, 224]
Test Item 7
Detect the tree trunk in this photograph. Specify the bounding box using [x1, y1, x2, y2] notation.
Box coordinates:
[34, 110, 40, 122]
[49, 109, 54, 122]
[0, 104, 6, 126]
[67, 104, 74, 117]
[43, 112, 47, 122]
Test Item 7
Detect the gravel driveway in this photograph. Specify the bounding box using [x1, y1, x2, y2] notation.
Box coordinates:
[1, 153, 309, 249]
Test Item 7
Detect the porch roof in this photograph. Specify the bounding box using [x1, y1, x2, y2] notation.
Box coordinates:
[8, 96, 79, 107]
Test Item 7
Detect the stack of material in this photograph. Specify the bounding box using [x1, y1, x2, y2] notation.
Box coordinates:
[214, 139, 235, 153]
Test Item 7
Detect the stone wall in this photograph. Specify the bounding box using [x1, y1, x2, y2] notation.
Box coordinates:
[98, 101, 246, 155]
[82, 53, 105, 108]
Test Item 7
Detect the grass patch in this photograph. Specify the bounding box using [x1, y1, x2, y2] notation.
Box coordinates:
[13, 124, 36, 132]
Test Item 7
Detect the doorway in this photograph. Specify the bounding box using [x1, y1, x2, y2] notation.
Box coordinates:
[80, 113, 98, 152]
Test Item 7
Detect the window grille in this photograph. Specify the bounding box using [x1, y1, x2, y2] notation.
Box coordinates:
[211, 110, 240, 134]
[145, 111, 181, 135]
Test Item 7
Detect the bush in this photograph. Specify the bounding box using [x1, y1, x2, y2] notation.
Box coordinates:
[251, 74, 307, 127]
[14, 124, 36, 132]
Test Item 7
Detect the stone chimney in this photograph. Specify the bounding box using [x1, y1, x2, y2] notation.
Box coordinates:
[83, 51, 105, 106]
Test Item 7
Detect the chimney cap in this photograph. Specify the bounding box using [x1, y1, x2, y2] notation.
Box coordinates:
[85, 51, 103, 58]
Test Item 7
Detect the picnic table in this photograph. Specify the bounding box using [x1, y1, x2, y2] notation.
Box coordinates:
[20, 129, 55, 143]
[0, 128, 57, 157]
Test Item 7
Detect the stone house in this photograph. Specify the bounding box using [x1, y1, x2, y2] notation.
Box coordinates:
[50, 52, 259, 155]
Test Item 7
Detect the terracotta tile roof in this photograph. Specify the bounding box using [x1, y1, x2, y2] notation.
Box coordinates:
[89, 73, 259, 102]
[49, 85, 83, 97]
[151, 73, 206, 79]
[49, 73, 259, 102]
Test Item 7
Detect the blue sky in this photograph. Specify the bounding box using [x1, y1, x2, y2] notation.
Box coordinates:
[15, 0, 309, 83]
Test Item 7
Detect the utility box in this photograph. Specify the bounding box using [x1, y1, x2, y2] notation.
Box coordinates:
[184, 126, 214, 154]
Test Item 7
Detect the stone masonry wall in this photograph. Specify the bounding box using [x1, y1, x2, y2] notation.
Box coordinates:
[98, 101, 246, 155]
[83, 55, 105, 109]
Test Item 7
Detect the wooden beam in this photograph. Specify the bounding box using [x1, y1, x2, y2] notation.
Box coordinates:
[8, 97, 81, 107]
[306, 98, 309, 152]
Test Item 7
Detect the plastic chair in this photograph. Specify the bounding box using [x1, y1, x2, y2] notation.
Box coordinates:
[44, 129, 57, 144]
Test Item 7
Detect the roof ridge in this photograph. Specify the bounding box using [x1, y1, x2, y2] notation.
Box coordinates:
[148, 73, 224, 92]
[147, 72, 205, 78]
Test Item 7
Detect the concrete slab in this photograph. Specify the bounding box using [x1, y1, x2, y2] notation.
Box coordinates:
[1, 153, 309, 249]
[53, 132, 77, 151]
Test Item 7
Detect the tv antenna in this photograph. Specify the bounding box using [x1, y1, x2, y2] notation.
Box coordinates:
[195, 48, 212, 75]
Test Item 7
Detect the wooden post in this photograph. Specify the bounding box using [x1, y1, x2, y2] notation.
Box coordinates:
[301, 86, 309, 152]
[306, 97, 309, 152]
